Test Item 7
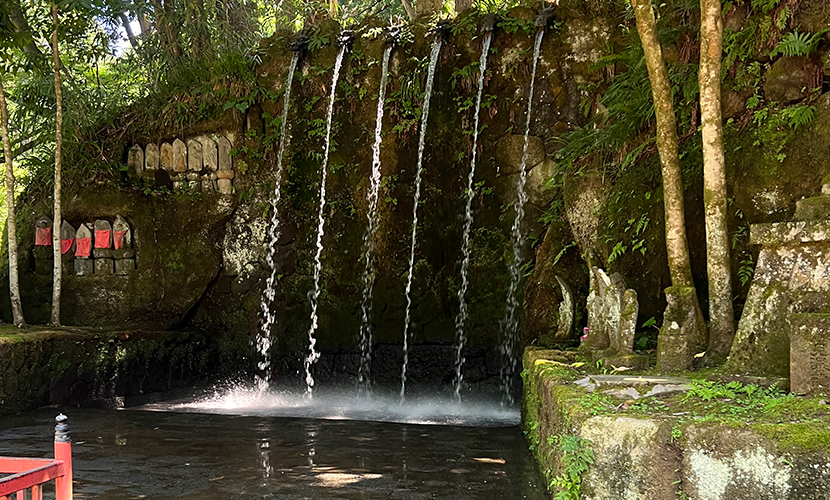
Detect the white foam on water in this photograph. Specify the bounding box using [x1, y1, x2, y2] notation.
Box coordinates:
[139, 385, 519, 428]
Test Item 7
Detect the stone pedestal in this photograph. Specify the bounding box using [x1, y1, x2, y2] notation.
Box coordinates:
[75, 258, 94, 276]
[789, 313, 830, 395]
[93, 248, 113, 259]
[95, 259, 114, 275]
[114, 259, 135, 275]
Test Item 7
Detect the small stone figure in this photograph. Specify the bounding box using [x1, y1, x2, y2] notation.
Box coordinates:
[35, 216, 52, 246]
[555, 275, 575, 339]
[187, 139, 203, 172]
[200, 136, 218, 172]
[74, 223, 93, 275]
[59, 220, 75, 255]
[160, 142, 173, 171]
[145, 144, 160, 171]
[582, 267, 648, 370]
[128, 145, 144, 176]
[113, 215, 131, 250]
[172, 139, 187, 173]
[75, 223, 92, 258]
[93, 219, 113, 263]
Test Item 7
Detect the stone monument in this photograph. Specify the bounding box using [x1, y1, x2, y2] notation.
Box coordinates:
[112, 215, 135, 275]
[727, 177, 830, 385]
[581, 267, 648, 370]
[93, 219, 114, 275]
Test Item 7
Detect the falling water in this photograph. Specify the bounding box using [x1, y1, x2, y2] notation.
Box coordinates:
[357, 45, 393, 394]
[305, 45, 347, 397]
[400, 38, 443, 402]
[256, 51, 300, 391]
[500, 29, 545, 406]
[453, 32, 492, 401]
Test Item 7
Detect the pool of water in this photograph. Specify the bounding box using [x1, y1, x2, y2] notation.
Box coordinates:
[0, 391, 547, 499]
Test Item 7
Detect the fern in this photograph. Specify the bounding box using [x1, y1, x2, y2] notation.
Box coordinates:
[738, 255, 755, 287]
[750, 0, 782, 14]
[782, 105, 816, 129]
[771, 30, 828, 57]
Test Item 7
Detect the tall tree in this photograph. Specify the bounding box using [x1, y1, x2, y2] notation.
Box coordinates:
[50, 1, 62, 326]
[699, 0, 734, 361]
[0, 71, 25, 327]
[630, 0, 695, 288]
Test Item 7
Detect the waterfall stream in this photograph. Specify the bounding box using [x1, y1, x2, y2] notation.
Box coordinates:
[256, 51, 299, 391]
[357, 45, 393, 394]
[400, 38, 443, 402]
[500, 29, 545, 406]
[453, 32, 492, 401]
[306, 45, 347, 396]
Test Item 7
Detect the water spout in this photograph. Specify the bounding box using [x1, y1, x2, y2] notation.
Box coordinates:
[357, 43, 393, 394]
[256, 51, 300, 392]
[306, 42, 348, 397]
[401, 38, 443, 403]
[453, 31, 493, 401]
[499, 28, 546, 407]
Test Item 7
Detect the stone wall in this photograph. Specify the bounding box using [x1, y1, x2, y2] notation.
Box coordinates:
[0, 326, 246, 417]
[523, 348, 830, 500]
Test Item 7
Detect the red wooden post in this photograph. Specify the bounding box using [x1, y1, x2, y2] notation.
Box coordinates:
[53, 414, 72, 500]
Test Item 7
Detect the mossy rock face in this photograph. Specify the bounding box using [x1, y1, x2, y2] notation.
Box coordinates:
[4, 184, 230, 329]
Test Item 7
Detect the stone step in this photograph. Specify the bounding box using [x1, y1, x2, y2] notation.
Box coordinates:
[794, 195, 830, 221]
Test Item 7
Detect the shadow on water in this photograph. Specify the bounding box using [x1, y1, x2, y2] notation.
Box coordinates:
[0, 389, 548, 499]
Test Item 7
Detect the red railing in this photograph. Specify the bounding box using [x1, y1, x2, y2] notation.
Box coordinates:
[0, 414, 73, 500]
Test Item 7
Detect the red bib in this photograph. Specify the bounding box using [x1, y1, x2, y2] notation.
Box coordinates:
[75, 237, 91, 258]
[35, 227, 52, 246]
[60, 238, 74, 255]
[114, 230, 128, 250]
[94, 229, 111, 248]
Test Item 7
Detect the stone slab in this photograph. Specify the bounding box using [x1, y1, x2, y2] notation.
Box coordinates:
[588, 374, 692, 386]
[750, 220, 830, 246]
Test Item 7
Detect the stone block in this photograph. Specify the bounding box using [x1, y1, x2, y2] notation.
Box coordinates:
[112, 248, 135, 259]
[217, 179, 233, 195]
[114, 258, 135, 275]
[789, 313, 830, 395]
[93, 248, 113, 259]
[201, 179, 215, 192]
[74, 258, 94, 276]
[94, 258, 114, 275]
[794, 195, 830, 221]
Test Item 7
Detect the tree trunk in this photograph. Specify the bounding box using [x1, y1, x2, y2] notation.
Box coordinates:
[51, 2, 62, 327]
[631, 0, 694, 288]
[119, 12, 139, 50]
[699, 0, 734, 362]
[0, 73, 26, 327]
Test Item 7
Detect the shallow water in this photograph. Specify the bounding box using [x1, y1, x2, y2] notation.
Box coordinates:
[0, 393, 547, 499]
